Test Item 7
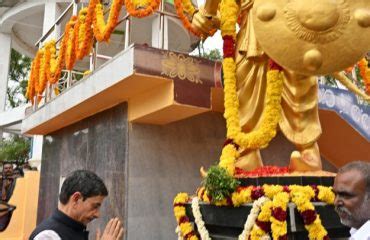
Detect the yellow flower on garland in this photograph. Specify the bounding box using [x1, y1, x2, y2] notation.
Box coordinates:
[263, 185, 283, 199]
[250, 225, 268, 240]
[270, 192, 289, 240]
[132, 0, 151, 8]
[36, 49, 46, 96]
[65, 17, 77, 70]
[220, 0, 239, 38]
[174, 206, 186, 222]
[317, 186, 335, 204]
[93, 0, 125, 42]
[231, 187, 252, 206]
[174, 192, 189, 204]
[219, 143, 239, 175]
[258, 200, 273, 222]
[305, 217, 328, 240]
[181, 0, 196, 16]
[75, 7, 94, 60]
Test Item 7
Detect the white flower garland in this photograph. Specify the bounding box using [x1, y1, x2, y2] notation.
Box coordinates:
[187, 196, 271, 240]
[192, 197, 211, 240]
[176, 225, 183, 240]
[238, 196, 271, 240]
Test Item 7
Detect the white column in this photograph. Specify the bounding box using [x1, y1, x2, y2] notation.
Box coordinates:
[42, 2, 63, 41]
[151, 15, 169, 49]
[0, 33, 12, 140]
[29, 135, 43, 170]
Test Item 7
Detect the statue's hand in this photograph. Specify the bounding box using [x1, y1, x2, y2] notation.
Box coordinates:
[191, 7, 219, 37]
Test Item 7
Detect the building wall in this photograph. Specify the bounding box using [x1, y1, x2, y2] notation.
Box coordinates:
[37, 103, 336, 239]
[37, 103, 128, 237]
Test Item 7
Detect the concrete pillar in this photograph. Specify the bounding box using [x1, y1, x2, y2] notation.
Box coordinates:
[29, 135, 43, 170]
[42, 2, 63, 42]
[0, 33, 12, 140]
[151, 15, 169, 49]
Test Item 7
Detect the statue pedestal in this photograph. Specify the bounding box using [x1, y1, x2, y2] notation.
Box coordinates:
[184, 202, 349, 240]
[185, 176, 349, 239]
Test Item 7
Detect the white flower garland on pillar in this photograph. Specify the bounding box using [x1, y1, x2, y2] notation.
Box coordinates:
[192, 197, 212, 240]
[238, 196, 271, 240]
[190, 196, 271, 240]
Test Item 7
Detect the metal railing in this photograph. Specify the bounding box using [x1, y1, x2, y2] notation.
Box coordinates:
[33, 0, 183, 110]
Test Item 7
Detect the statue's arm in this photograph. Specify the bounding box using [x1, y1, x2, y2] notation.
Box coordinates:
[191, 0, 221, 37]
[192, 0, 252, 38]
[332, 72, 370, 101]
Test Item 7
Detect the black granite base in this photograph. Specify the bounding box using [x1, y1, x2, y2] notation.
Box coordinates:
[185, 203, 350, 240]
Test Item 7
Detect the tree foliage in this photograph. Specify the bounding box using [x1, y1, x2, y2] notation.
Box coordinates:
[7, 49, 31, 108]
[0, 135, 31, 164]
[202, 49, 223, 61]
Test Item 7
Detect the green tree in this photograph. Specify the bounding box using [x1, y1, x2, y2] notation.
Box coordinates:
[195, 40, 223, 61]
[0, 135, 31, 165]
[202, 49, 222, 61]
[7, 49, 31, 108]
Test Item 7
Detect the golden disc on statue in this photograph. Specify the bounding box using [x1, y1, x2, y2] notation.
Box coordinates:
[252, 0, 370, 75]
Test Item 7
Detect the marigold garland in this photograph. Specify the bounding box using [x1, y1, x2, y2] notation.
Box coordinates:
[358, 58, 370, 94]
[178, 185, 334, 239]
[174, 193, 199, 240]
[250, 200, 272, 240]
[65, 16, 78, 70]
[174, 0, 207, 38]
[94, 0, 125, 42]
[239, 196, 270, 240]
[74, 7, 94, 60]
[216, 0, 284, 176]
[270, 192, 289, 240]
[289, 185, 330, 240]
[132, 0, 151, 9]
[125, 0, 160, 18]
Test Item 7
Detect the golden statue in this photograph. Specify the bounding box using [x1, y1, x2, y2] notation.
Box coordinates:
[192, 0, 370, 172]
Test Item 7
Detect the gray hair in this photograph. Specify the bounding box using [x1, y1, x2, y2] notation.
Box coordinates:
[338, 161, 370, 196]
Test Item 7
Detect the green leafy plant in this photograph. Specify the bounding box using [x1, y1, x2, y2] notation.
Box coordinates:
[202, 165, 240, 202]
[0, 135, 31, 164]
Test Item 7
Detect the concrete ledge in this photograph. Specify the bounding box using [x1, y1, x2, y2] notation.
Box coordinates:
[22, 45, 220, 134]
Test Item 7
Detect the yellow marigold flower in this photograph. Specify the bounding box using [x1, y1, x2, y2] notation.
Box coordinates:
[317, 186, 335, 204]
[250, 225, 267, 240]
[174, 192, 189, 204]
[258, 200, 273, 221]
[263, 185, 283, 199]
[180, 222, 193, 236]
[173, 206, 186, 222]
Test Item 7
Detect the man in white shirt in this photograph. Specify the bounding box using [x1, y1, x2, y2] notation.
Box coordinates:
[333, 161, 370, 240]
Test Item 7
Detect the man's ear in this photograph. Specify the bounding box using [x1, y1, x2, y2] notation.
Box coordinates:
[70, 192, 83, 204]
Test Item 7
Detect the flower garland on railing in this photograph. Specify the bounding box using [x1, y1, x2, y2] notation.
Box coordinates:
[174, 0, 206, 38]
[125, 0, 160, 18]
[176, 185, 334, 240]
[74, 7, 95, 60]
[65, 16, 78, 70]
[94, 0, 125, 41]
[27, 0, 164, 104]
